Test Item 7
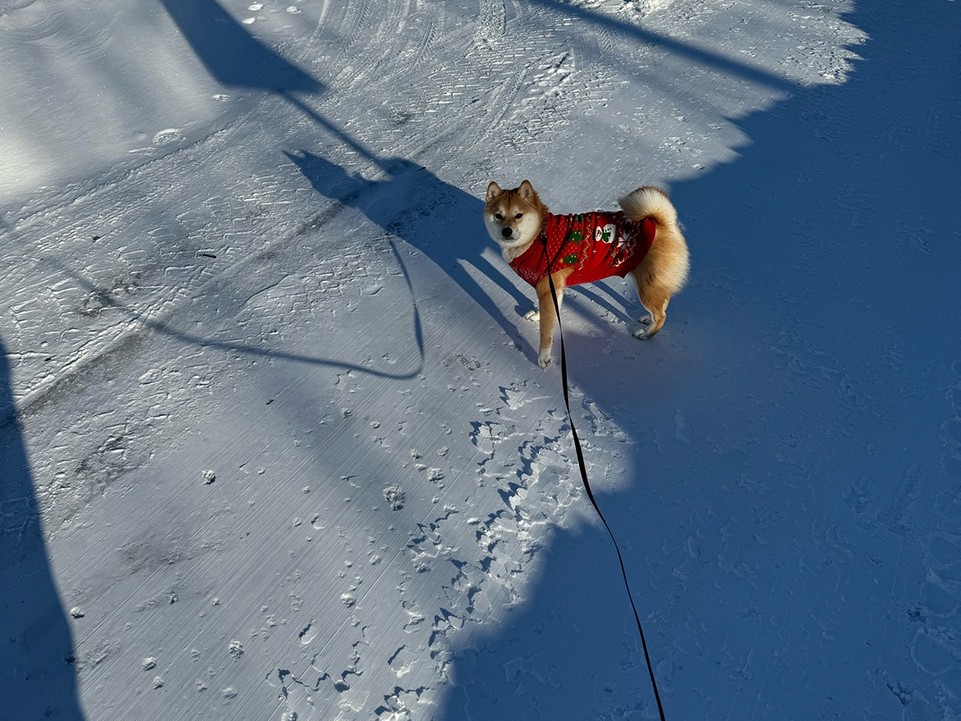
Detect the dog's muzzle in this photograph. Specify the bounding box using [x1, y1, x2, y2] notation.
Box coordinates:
[501, 227, 513, 239]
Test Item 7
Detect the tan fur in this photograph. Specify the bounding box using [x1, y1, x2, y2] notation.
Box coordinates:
[485, 180, 690, 368]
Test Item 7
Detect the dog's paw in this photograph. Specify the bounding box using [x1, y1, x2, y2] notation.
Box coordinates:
[524, 309, 540, 323]
[638, 314, 652, 326]
[538, 351, 553, 368]
[633, 327, 653, 340]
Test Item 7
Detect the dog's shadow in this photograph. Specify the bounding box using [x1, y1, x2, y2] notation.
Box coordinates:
[284, 151, 538, 359]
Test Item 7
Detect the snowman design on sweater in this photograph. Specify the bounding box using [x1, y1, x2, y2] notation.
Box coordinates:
[508, 212, 656, 287]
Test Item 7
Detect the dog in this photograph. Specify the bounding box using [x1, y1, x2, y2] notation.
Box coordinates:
[484, 180, 689, 368]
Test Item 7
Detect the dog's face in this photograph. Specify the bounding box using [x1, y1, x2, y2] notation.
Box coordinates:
[484, 180, 545, 254]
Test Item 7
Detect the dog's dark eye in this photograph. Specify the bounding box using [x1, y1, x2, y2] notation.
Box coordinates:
[515, 213, 523, 220]
[494, 213, 503, 220]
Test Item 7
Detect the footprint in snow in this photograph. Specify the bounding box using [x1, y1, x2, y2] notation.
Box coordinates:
[383, 485, 405, 510]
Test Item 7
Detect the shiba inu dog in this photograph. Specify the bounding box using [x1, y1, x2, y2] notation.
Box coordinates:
[484, 180, 689, 368]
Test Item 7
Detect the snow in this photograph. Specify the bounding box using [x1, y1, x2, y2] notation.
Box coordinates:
[1, 0, 960, 719]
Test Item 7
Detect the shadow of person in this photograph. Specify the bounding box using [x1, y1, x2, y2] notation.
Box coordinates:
[0, 338, 86, 720]
[159, 0, 323, 93]
[160, 0, 533, 361]
[284, 150, 535, 359]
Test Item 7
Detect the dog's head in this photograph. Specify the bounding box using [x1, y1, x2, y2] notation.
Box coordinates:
[484, 180, 547, 256]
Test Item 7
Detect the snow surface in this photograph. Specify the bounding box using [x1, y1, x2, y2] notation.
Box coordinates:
[1, 0, 960, 719]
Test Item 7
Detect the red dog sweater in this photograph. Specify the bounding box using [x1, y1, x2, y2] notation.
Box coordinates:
[508, 212, 656, 287]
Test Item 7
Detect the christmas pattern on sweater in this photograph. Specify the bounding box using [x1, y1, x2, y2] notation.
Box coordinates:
[509, 211, 657, 287]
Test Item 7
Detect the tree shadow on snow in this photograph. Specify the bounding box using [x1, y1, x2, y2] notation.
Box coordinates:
[158, 0, 533, 368]
[441, 2, 961, 720]
[0, 337, 86, 720]
[441, 523, 660, 721]
[529, 0, 795, 93]
[156, 0, 961, 717]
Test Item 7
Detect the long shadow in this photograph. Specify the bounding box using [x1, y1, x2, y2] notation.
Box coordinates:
[161, 0, 379, 170]
[530, 0, 796, 92]
[53, 256, 426, 380]
[159, 0, 532, 365]
[159, 0, 366, 159]
[441, 1, 961, 720]
[283, 150, 534, 358]
[165, 1, 960, 718]
[150, 0, 431, 376]
[159, 0, 322, 93]
[0, 338, 86, 720]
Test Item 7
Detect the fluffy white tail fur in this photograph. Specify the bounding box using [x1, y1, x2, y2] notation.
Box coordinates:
[618, 186, 678, 227]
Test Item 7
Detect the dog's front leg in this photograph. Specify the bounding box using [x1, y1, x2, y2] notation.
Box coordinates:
[534, 276, 562, 368]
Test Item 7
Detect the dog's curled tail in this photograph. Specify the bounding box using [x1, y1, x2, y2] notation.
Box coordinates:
[619, 185, 690, 296]
[617, 185, 678, 227]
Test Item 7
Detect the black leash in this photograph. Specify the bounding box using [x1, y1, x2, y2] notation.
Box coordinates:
[542, 239, 668, 721]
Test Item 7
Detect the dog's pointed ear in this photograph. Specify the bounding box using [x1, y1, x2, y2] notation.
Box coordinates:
[518, 180, 535, 200]
[486, 181, 503, 203]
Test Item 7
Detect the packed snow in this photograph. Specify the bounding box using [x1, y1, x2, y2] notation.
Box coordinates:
[1, 0, 960, 719]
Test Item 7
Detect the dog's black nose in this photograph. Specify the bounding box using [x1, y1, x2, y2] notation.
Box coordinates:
[501, 227, 512, 239]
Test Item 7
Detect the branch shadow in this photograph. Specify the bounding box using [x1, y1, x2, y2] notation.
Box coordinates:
[529, 0, 797, 92]
[0, 337, 86, 720]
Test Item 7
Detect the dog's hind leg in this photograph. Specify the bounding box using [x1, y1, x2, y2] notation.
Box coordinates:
[632, 278, 672, 340]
